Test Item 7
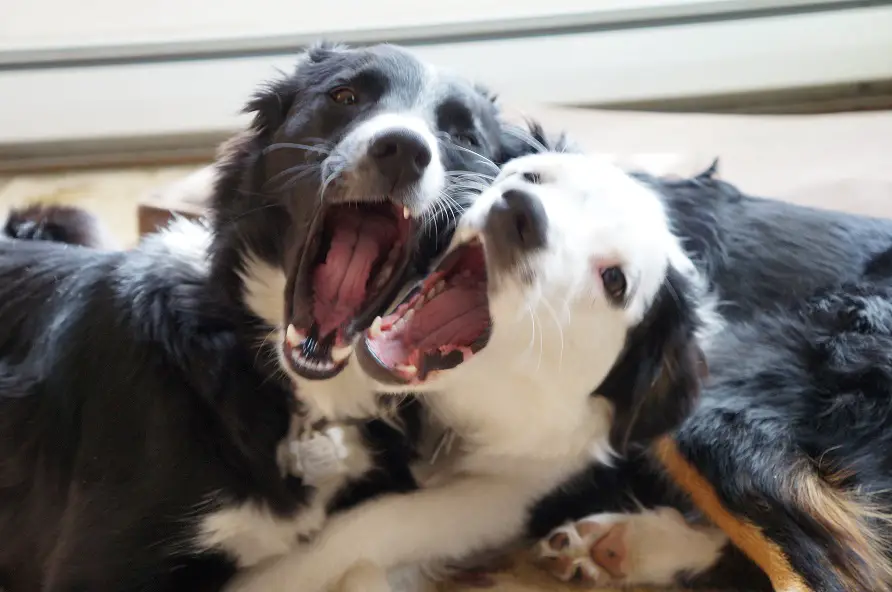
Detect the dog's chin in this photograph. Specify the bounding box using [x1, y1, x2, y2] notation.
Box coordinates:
[357, 238, 493, 386]
[272, 195, 421, 381]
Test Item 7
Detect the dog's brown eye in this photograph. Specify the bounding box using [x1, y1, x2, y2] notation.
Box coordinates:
[601, 266, 627, 302]
[329, 87, 357, 105]
[523, 172, 541, 184]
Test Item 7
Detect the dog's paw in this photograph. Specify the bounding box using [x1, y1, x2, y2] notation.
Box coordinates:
[534, 514, 629, 586]
[533, 508, 727, 588]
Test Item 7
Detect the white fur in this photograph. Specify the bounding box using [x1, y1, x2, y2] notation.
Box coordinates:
[198, 423, 374, 568]
[338, 112, 446, 217]
[141, 216, 213, 273]
[238, 253, 287, 328]
[224, 153, 715, 592]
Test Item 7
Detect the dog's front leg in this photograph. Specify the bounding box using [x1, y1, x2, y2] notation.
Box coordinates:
[225, 475, 530, 592]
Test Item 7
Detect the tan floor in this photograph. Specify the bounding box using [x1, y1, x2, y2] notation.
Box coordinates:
[0, 165, 696, 592]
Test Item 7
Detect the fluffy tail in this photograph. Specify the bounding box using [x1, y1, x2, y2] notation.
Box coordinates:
[2, 203, 117, 249]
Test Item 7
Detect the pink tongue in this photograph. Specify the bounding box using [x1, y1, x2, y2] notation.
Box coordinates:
[313, 211, 396, 337]
[408, 287, 489, 352]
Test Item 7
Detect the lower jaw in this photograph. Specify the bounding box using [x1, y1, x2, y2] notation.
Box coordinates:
[282, 338, 351, 381]
[358, 330, 490, 386]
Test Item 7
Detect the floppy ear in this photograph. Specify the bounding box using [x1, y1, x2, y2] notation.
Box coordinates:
[243, 41, 346, 135]
[596, 266, 706, 454]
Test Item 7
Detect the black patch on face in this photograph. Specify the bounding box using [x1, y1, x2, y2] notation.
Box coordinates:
[595, 266, 705, 453]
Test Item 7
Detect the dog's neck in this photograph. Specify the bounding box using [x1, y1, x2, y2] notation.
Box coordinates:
[420, 313, 620, 475]
[294, 363, 382, 422]
[295, 308, 623, 484]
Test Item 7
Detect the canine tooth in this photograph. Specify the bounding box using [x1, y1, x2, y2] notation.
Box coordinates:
[331, 345, 353, 363]
[285, 325, 302, 347]
[396, 364, 418, 376]
[370, 316, 384, 338]
[403, 206, 411, 219]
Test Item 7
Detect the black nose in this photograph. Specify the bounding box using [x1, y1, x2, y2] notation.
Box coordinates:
[487, 189, 548, 253]
[368, 129, 432, 190]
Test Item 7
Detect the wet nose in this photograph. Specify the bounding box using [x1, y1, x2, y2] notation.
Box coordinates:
[368, 129, 432, 190]
[486, 188, 548, 253]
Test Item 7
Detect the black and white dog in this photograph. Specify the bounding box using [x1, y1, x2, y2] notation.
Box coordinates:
[224, 150, 714, 591]
[530, 169, 892, 591]
[0, 42, 533, 592]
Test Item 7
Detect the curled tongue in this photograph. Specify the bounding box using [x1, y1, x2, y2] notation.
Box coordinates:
[312, 210, 398, 338]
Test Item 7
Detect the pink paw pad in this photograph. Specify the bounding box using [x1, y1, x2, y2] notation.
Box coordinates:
[534, 517, 630, 586]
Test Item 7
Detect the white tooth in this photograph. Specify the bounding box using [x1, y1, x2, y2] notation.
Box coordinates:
[377, 264, 393, 284]
[435, 280, 446, 292]
[331, 345, 353, 363]
[404, 309, 415, 322]
[394, 318, 406, 331]
[285, 325, 301, 347]
[403, 206, 411, 219]
[396, 364, 418, 376]
[370, 316, 384, 338]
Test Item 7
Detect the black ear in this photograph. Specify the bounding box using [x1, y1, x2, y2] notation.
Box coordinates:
[242, 41, 345, 135]
[596, 266, 706, 454]
[496, 119, 575, 165]
[305, 39, 345, 63]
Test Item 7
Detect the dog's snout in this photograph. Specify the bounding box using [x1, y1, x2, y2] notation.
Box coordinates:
[487, 189, 548, 253]
[368, 129, 432, 190]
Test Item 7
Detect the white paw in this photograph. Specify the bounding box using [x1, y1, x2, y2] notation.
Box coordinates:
[533, 508, 727, 588]
[534, 514, 630, 586]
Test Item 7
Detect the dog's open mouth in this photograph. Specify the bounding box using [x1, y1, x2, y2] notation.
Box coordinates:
[284, 202, 415, 379]
[358, 238, 491, 384]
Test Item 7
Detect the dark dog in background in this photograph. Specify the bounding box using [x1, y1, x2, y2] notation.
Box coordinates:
[2, 203, 116, 249]
[0, 42, 538, 592]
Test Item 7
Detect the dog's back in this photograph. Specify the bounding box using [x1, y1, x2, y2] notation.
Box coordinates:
[641, 170, 892, 319]
[0, 217, 292, 591]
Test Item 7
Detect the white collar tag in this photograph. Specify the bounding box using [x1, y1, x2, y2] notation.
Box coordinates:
[289, 426, 349, 486]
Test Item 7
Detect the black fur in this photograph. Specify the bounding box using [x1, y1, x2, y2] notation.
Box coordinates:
[672, 257, 892, 591]
[0, 44, 539, 592]
[644, 168, 892, 321]
[598, 266, 705, 453]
